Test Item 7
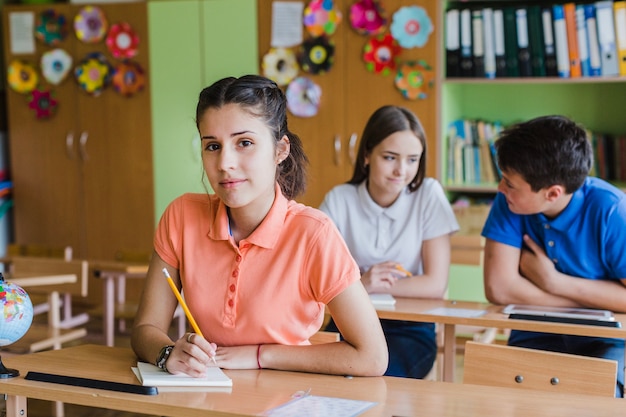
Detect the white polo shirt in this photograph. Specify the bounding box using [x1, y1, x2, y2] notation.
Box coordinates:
[320, 178, 459, 275]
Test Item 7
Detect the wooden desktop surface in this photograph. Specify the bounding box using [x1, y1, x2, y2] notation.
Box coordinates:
[0, 344, 623, 417]
[376, 298, 626, 339]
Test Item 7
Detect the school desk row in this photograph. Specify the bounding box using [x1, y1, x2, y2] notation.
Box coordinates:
[0, 344, 622, 417]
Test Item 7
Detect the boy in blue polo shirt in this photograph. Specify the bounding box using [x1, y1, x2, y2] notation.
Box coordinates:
[481, 115, 626, 397]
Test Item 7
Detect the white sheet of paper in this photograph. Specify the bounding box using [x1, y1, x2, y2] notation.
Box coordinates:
[271, 1, 304, 47]
[9, 11, 35, 55]
[424, 307, 487, 318]
[262, 395, 376, 417]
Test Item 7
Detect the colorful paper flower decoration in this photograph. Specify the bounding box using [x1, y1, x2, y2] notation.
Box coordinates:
[363, 33, 401, 75]
[74, 52, 112, 96]
[111, 61, 146, 97]
[394, 60, 435, 100]
[74, 6, 108, 43]
[35, 9, 68, 46]
[262, 47, 299, 87]
[303, 0, 342, 37]
[7, 60, 39, 94]
[286, 76, 321, 118]
[349, 0, 386, 36]
[41, 48, 73, 85]
[28, 89, 58, 119]
[106, 22, 140, 59]
[298, 36, 335, 75]
[390, 5, 433, 49]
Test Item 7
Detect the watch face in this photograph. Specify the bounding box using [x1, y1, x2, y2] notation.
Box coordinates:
[156, 345, 174, 370]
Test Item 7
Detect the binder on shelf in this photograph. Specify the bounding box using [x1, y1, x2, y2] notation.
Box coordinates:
[446, 8, 461, 77]
[542, 6, 559, 76]
[553, 4, 571, 78]
[472, 9, 486, 77]
[503, 7, 520, 77]
[595, 0, 619, 76]
[460, 8, 474, 77]
[575, 4, 591, 77]
[613, 1, 626, 76]
[493, 8, 507, 77]
[515, 7, 532, 77]
[527, 5, 546, 77]
[483, 8, 496, 78]
[564, 3, 582, 78]
[585, 3, 603, 76]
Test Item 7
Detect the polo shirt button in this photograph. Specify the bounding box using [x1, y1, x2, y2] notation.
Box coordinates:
[228, 299, 234, 307]
[544, 224, 550, 229]
[232, 269, 239, 277]
[548, 241, 555, 247]
[236, 255, 242, 262]
[229, 284, 236, 292]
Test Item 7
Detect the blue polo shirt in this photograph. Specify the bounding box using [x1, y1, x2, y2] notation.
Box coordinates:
[482, 177, 626, 281]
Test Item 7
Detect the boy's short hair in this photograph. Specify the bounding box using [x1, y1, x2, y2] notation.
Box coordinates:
[495, 115, 592, 193]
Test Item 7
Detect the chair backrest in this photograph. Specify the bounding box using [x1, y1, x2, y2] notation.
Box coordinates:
[463, 341, 617, 397]
[310, 331, 340, 344]
[8, 256, 89, 298]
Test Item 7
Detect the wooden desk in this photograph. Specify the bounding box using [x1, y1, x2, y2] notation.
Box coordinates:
[8, 273, 87, 352]
[376, 298, 626, 382]
[0, 344, 623, 417]
[91, 261, 149, 347]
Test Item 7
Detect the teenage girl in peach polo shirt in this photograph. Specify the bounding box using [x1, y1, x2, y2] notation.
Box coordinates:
[131, 75, 388, 377]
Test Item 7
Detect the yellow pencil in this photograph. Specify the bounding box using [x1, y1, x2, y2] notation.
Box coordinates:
[162, 268, 216, 364]
[395, 264, 412, 277]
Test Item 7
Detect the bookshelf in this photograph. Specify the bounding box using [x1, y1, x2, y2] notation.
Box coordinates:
[439, 1, 626, 205]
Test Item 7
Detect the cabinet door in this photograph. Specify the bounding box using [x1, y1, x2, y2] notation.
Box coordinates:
[72, 2, 155, 260]
[2, 4, 82, 250]
[258, 0, 439, 207]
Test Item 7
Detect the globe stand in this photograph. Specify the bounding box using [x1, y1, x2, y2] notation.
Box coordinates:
[0, 355, 19, 378]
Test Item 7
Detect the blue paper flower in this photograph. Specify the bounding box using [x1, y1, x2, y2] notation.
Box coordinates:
[390, 5, 433, 49]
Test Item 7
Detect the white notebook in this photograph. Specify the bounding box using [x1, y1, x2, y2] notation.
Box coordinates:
[369, 294, 396, 307]
[132, 362, 233, 390]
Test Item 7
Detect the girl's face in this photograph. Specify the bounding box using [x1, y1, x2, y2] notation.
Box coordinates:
[364, 130, 422, 207]
[199, 103, 289, 212]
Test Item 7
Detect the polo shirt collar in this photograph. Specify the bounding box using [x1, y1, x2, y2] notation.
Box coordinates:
[210, 184, 288, 249]
[357, 181, 407, 220]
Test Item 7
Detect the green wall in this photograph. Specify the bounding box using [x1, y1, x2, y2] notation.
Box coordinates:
[148, 0, 258, 220]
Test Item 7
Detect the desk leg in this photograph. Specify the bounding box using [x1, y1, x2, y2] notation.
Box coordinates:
[102, 274, 115, 347]
[442, 324, 456, 383]
[48, 291, 61, 350]
[6, 394, 27, 417]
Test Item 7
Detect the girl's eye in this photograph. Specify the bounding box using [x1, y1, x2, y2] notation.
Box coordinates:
[409, 157, 419, 163]
[384, 155, 395, 161]
[239, 139, 253, 147]
[205, 143, 220, 151]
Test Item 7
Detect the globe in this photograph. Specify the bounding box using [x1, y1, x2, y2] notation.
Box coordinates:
[0, 272, 34, 378]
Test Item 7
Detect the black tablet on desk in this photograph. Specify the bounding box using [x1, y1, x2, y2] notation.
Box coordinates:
[508, 313, 622, 328]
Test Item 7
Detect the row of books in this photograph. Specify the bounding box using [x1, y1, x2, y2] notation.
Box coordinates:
[446, 1, 626, 78]
[447, 118, 626, 186]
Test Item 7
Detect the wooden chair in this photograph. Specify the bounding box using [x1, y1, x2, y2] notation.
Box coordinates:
[4, 255, 90, 353]
[463, 341, 617, 397]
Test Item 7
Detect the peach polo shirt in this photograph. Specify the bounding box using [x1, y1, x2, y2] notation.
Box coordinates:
[154, 186, 360, 346]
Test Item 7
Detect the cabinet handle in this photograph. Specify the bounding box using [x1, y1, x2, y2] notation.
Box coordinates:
[66, 132, 75, 159]
[334, 134, 341, 166]
[348, 133, 358, 166]
[78, 131, 89, 161]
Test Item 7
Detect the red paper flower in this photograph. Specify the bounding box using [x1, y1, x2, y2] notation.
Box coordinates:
[28, 89, 58, 119]
[363, 33, 401, 75]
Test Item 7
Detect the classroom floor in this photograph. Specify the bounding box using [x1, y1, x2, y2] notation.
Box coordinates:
[1, 311, 467, 417]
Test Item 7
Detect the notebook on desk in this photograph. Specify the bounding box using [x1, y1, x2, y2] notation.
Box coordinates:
[503, 304, 621, 328]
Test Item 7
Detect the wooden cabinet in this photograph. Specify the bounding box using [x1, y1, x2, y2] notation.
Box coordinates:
[257, 0, 440, 207]
[2, 2, 154, 261]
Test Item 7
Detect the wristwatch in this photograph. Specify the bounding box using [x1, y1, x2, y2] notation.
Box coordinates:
[156, 345, 175, 372]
